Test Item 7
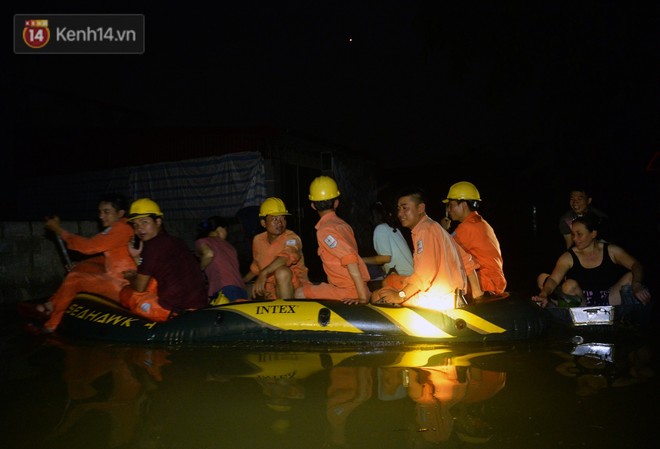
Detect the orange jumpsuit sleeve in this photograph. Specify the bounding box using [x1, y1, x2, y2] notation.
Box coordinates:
[320, 222, 360, 266]
[453, 219, 481, 259]
[251, 232, 303, 274]
[61, 222, 130, 256]
[277, 232, 303, 267]
[61, 220, 135, 278]
[316, 213, 370, 287]
[249, 234, 266, 275]
[454, 213, 506, 293]
[454, 238, 479, 274]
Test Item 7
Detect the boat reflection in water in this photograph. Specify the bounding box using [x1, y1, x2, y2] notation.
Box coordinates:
[552, 340, 655, 397]
[9, 338, 656, 449]
[33, 341, 171, 448]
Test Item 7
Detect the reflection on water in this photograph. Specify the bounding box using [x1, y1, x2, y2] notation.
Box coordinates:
[2, 331, 658, 449]
[553, 342, 655, 396]
[48, 344, 166, 447]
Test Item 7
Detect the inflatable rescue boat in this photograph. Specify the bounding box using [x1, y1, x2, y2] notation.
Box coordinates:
[56, 292, 549, 345]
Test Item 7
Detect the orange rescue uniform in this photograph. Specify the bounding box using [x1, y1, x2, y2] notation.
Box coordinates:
[398, 215, 467, 310]
[453, 211, 506, 294]
[45, 218, 136, 330]
[302, 211, 370, 300]
[249, 229, 310, 299]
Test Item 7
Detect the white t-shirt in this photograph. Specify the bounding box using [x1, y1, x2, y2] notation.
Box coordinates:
[373, 223, 414, 276]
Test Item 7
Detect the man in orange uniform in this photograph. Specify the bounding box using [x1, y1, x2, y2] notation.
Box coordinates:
[294, 176, 371, 303]
[371, 187, 467, 310]
[441, 181, 507, 297]
[243, 197, 309, 299]
[34, 194, 136, 333]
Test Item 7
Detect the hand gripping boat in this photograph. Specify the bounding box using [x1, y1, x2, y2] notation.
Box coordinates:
[56, 292, 549, 346]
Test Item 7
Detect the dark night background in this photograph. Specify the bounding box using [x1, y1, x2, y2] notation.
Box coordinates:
[4, 1, 659, 294]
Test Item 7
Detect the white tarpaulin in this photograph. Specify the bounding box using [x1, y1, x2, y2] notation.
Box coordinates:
[129, 152, 266, 219]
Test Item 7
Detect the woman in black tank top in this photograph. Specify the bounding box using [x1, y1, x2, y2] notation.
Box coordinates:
[532, 213, 651, 308]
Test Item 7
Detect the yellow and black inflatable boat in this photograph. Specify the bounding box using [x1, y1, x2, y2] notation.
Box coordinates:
[57, 292, 549, 345]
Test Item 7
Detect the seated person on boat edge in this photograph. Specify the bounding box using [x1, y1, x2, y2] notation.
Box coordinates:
[244, 197, 310, 300]
[25, 193, 136, 334]
[293, 176, 371, 305]
[440, 181, 507, 299]
[531, 213, 651, 308]
[369, 187, 468, 310]
[195, 215, 248, 304]
[121, 198, 208, 321]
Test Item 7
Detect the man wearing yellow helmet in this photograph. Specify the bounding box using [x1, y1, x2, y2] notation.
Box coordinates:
[441, 182, 506, 297]
[243, 197, 309, 299]
[120, 198, 208, 321]
[294, 176, 370, 303]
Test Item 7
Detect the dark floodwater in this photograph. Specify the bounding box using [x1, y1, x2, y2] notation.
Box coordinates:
[2, 305, 659, 449]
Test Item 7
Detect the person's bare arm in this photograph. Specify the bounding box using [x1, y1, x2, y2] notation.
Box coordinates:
[242, 271, 256, 283]
[532, 252, 572, 307]
[123, 271, 151, 293]
[361, 254, 391, 266]
[252, 256, 288, 297]
[609, 244, 652, 304]
[197, 243, 214, 270]
[371, 283, 419, 306]
[344, 262, 370, 304]
[467, 270, 483, 299]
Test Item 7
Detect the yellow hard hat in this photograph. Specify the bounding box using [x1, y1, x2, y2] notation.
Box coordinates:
[442, 181, 481, 203]
[127, 198, 164, 221]
[308, 176, 340, 201]
[259, 197, 291, 217]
